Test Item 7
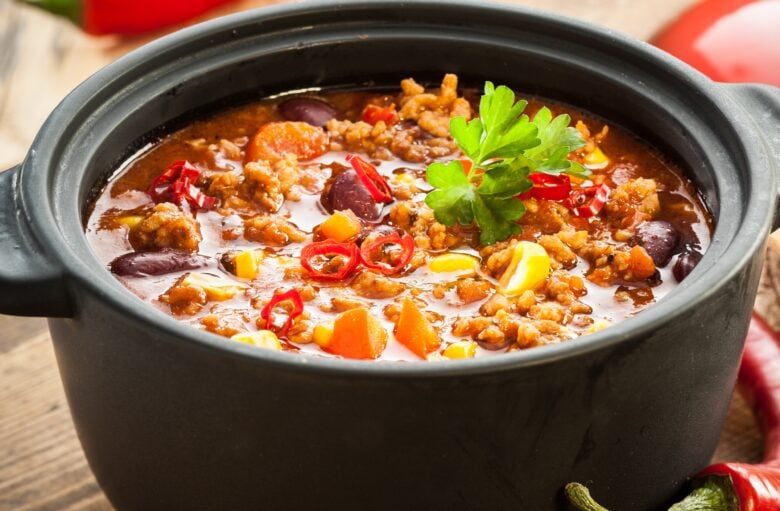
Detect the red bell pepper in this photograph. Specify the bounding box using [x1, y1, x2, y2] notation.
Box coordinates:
[25, 0, 236, 35]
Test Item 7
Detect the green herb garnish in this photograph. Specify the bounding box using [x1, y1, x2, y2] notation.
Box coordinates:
[424, 82, 589, 245]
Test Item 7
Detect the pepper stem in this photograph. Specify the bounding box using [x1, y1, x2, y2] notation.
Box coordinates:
[23, 0, 80, 25]
[668, 477, 739, 511]
[564, 482, 610, 511]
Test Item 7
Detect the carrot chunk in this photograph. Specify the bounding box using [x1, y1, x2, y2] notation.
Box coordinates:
[246, 121, 328, 163]
[326, 308, 388, 360]
[394, 297, 441, 359]
[629, 245, 657, 280]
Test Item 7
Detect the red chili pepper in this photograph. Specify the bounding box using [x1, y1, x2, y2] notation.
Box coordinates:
[361, 104, 398, 125]
[678, 314, 780, 511]
[519, 173, 572, 201]
[25, 0, 236, 35]
[300, 241, 361, 281]
[563, 183, 610, 217]
[359, 232, 415, 275]
[147, 160, 216, 210]
[345, 153, 394, 203]
[260, 289, 304, 340]
[566, 314, 780, 511]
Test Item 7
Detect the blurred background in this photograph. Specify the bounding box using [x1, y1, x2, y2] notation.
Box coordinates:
[0, 0, 703, 171]
[0, 0, 777, 510]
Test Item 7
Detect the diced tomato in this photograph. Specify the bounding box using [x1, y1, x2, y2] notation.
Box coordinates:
[361, 104, 397, 125]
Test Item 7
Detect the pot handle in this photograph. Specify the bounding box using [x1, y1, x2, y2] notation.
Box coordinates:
[724, 83, 780, 231]
[0, 164, 73, 317]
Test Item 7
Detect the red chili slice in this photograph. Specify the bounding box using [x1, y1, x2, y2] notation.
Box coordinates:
[345, 153, 394, 203]
[361, 104, 398, 125]
[147, 160, 216, 210]
[564, 183, 610, 217]
[359, 232, 415, 275]
[524, 173, 572, 201]
[260, 289, 304, 340]
[300, 241, 361, 281]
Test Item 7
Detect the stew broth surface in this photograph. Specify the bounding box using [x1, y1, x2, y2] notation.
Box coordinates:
[86, 75, 712, 361]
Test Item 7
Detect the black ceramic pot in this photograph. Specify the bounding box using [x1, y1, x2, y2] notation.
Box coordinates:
[1, 2, 779, 510]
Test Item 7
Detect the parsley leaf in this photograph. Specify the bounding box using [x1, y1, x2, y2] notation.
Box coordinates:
[425, 82, 590, 244]
[424, 160, 474, 226]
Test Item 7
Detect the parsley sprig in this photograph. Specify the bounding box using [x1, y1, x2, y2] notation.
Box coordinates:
[424, 82, 590, 245]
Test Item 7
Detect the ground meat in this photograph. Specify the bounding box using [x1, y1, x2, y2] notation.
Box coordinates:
[159, 275, 207, 315]
[130, 202, 202, 253]
[204, 154, 303, 213]
[350, 271, 406, 298]
[398, 74, 473, 137]
[242, 155, 302, 212]
[604, 178, 660, 230]
[455, 278, 491, 304]
[481, 239, 517, 279]
[480, 293, 511, 316]
[287, 318, 314, 344]
[383, 296, 441, 324]
[387, 201, 461, 250]
[539, 234, 577, 270]
[529, 302, 571, 325]
[201, 310, 249, 337]
[322, 296, 369, 313]
[326, 118, 457, 163]
[298, 285, 318, 302]
[586, 245, 657, 285]
[244, 215, 306, 245]
[520, 198, 572, 234]
[575, 121, 609, 157]
[452, 307, 570, 350]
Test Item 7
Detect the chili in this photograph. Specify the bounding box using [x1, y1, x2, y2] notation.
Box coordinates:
[520, 173, 572, 201]
[564, 183, 610, 217]
[345, 153, 394, 203]
[359, 232, 415, 275]
[361, 104, 398, 125]
[147, 160, 216, 210]
[300, 241, 361, 281]
[260, 289, 304, 340]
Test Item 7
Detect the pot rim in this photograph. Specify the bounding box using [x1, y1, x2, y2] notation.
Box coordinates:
[23, 0, 777, 377]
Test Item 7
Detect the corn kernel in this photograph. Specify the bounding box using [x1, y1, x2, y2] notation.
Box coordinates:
[231, 330, 282, 350]
[499, 241, 550, 297]
[393, 173, 416, 185]
[584, 147, 609, 169]
[234, 250, 263, 280]
[313, 322, 334, 348]
[182, 273, 248, 301]
[443, 340, 478, 359]
[116, 215, 144, 229]
[586, 319, 612, 334]
[319, 210, 362, 242]
[428, 253, 479, 275]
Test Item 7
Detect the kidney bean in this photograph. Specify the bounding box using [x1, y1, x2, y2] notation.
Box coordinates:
[322, 168, 383, 221]
[278, 97, 338, 127]
[635, 220, 680, 266]
[672, 249, 703, 282]
[110, 249, 211, 277]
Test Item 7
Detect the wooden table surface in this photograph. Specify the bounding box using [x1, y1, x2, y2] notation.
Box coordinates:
[0, 0, 774, 509]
